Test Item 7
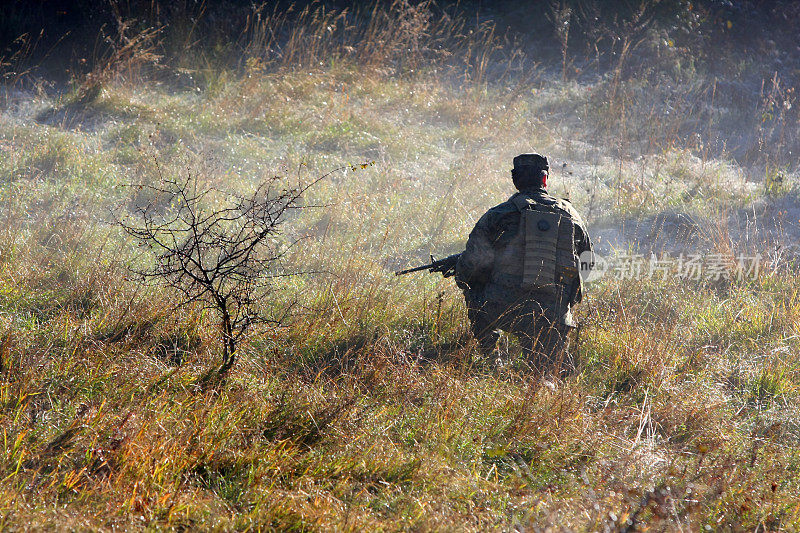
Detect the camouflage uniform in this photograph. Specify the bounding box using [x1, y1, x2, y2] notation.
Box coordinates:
[456, 186, 592, 372]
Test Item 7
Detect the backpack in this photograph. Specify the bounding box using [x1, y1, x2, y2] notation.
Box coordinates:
[494, 194, 579, 294]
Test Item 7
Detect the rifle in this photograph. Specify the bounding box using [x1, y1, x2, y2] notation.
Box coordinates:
[395, 252, 462, 278]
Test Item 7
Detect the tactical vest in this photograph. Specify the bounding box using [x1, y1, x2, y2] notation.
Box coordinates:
[490, 194, 579, 295]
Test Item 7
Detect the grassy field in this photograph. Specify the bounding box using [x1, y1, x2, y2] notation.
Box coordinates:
[1, 1, 800, 530]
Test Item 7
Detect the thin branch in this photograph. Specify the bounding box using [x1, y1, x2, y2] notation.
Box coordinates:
[116, 163, 345, 373]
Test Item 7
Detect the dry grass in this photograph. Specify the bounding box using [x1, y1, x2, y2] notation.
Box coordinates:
[1, 2, 800, 530]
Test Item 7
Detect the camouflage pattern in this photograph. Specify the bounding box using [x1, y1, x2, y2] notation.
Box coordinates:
[456, 187, 592, 371]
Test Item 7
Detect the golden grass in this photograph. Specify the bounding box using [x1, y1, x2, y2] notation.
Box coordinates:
[1, 2, 800, 529]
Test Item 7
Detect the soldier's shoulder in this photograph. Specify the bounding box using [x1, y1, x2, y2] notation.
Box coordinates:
[487, 198, 518, 214]
[473, 198, 518, 231]
[555, 198, 586, 225]
[554, 196, 576, 212]
[532, 192, 569, 212]
[476, 197, 516, 219]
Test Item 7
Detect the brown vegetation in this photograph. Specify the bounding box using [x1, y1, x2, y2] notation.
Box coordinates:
[1, 1, 799, 530]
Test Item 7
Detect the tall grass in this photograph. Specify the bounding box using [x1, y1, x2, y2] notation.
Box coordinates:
[1, 1, 799, 530]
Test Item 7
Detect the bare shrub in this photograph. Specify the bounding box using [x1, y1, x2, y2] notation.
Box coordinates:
[117, 159, 335, 374]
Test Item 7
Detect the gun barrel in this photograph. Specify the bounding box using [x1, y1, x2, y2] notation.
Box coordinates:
[395, 252, 463, 276]
[395, 264, 432, 276]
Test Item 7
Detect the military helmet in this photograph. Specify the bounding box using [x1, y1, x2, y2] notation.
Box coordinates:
[513, 153, 549, 172]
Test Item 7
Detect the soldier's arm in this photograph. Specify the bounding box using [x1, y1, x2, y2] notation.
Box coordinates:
[563, 203, 593, 256]
[455, 214, 495, 292]
[560, 202, 594, 305]
[576, 221, 593, 256]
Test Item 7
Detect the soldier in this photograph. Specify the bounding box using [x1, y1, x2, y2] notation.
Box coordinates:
[455, 153, 593, 373]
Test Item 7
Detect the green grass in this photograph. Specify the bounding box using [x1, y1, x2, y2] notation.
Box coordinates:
[1, 7, 800, 530]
